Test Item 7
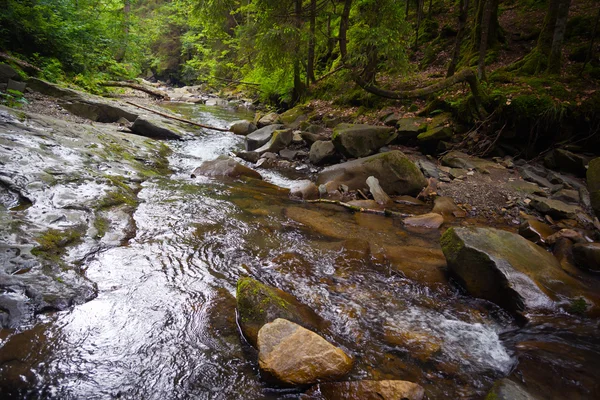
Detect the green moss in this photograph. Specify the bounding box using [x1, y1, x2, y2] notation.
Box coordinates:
[93, 215, 109, 238]
[31, 228, 83, 262]
[568, 297, 588, 314]
[98, 190, 137, 209]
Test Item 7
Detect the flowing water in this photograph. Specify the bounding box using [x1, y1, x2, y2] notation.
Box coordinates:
[1, 102, 599, 399]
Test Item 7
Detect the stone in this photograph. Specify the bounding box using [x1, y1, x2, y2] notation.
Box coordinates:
[449, 168, 467, 179]
[366, 176, 391, 205]
[396, 117, 427, 140]
[292, 131, 303, 143]
[440, 227, 597, 314]
[587, 158, 600, 217]
[0, 63, 19, 83]
[301, 131, 329, 146]
[507, 181, 546, 196]
[403, 213, 444, 229]
[518, 219, 555, 244]
[394, 196, 425, 206]
[257, 112, 281, 127]
[529, 196, 582, 219]
[236, 151, 260, 163]
[191, 156, 262, 180]
[382, 245, 448, 284]
[383, 326, 442, 361]
[332, 123, 397, 158]
[7, 79, 26, 93]
[27, 78, 81, 99]
[573, 243, 600, 272]
[316, 151, 427, 196]
[416, 159, 439, 179]
[383, 113, 401, 126]
[518, 166, 553, 188]
[246, 124, 285, 151]
[485, 379, 541, 400]
[254, 129, 293, 154]
[130, 117, 182, 140]
[236, 277, 326, 347]
[432, 196, 461, 216]
[257, 318, 353, 385]
[551, 188, 579, 204]
[441, 151, 503, 174]
[279, 149, 299, 161]
[546, 229, 586, 245]
[304, 380, 425, 400]
[289, 180, 319, 200]
[279, 106, 307, 128]
[309, 140, 338, 165]
[229, 120, 257, 136]
[416, 126, 453, 142]
[547, 149, 590, 177]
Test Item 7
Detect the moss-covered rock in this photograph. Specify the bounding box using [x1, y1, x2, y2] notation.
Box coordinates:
[396, 117, 428, 141]
[191, 156, 262, 180]
[236, 277, 326, 347]
[316, 151, 427, 196]
[440, 227, 599, 315]
[254, 129, 293, 154]
[279, 105, 308, 128]
[332, 123, 397, 158]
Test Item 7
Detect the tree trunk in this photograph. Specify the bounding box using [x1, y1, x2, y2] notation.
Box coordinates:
[447, 0, 469, 77]
[547, 0, 572, 74]
[307, 0, 317, 84]
[428, 0, 433, 18]
[99, 81, 171, 100]
[581, 5, 600, 74]
[115, 0, 131, 62]
[477, 0, 493, 80]
[292, 0, 303, 104]
[406, 0, 410, 19]
[471, 0, 500, 53]
[415, 0, 424, 49]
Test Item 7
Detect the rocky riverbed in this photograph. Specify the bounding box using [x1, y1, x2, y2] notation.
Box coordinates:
[1, 75, 600, 399]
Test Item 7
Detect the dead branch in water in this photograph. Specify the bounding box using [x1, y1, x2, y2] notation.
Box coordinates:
[306, 198, 413, 218]
[125, 101, 230, 132]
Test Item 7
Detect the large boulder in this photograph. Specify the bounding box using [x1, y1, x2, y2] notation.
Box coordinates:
[236, 277, 326, 347]
[484, 379, 540, 400]
[130, 117, 182, 140]
[304, 380, 425, 400]
[245, 124, 284, 151]
[257, 318, 353, 385]
[588, 157, 600, 217]
[309, 141, 338, 165]
[440, 227, 597, 314]
[396, 117, 427, 141]
[191, 156, 262, 180]
[229, 120, 257, 136]
[332, 124, 397, 158]
[545, 149, 591, 177]
[254, 129, 293, 154]
[573, 243, 600, 272]
[316, 151, 427, 196]
[280, 105, 308, 129]
[0, 64, 19, 84]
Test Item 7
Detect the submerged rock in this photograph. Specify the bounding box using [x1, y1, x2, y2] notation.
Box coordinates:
[257, 318, 352, 385]
[304, 380, 425, 400]
[289, 180, 319, 200]
[403, 213, 444, 229]
[191, 156, 262, 180]
[332, 123, 397, 158]
[236, 277, 326, 347]
[316, 151, 427, 196]
[518, 218, 555, 244]
[245, 124, 284, 151]
[485, 379, 540, 400]
[440, 227, 597, 314]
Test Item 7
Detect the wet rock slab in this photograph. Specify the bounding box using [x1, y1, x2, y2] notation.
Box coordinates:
[304, 380, 425, 400]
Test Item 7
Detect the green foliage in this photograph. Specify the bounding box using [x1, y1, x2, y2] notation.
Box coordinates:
[0, 89, 28, 108]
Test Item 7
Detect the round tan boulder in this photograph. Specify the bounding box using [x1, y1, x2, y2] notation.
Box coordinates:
[257, 318, 353, 385]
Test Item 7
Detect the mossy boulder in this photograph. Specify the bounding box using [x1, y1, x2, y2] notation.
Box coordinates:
[417, 126, 453, 142]
[332, 123, 397, 158]
[236, 277, 326, 347]
[279, 105, 308, 128]
[245, 124, 284, 151]
[440, 227, 598, 315]
[254, 129, 293, 154]
[0, 64, 19, 84]
[316, 151, 427, 196]
[587, 157, 600, 217]
[257, 112, 281, 128]
[396, 117, 428, 141]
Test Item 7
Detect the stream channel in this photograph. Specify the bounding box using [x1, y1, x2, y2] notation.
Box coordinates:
[1, 101, 599, 399]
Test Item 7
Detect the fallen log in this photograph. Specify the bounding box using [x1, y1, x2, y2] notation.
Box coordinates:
[125, 101, 230, 132]
[305, 198, 413, 218]
[0, 52, 41, 74]
[100, 81, 170, 101]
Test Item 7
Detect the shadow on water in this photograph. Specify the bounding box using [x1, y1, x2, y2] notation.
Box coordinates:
[0, 101, 599, 399]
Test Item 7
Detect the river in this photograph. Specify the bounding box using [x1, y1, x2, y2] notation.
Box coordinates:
[0, 101, 598, 399]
